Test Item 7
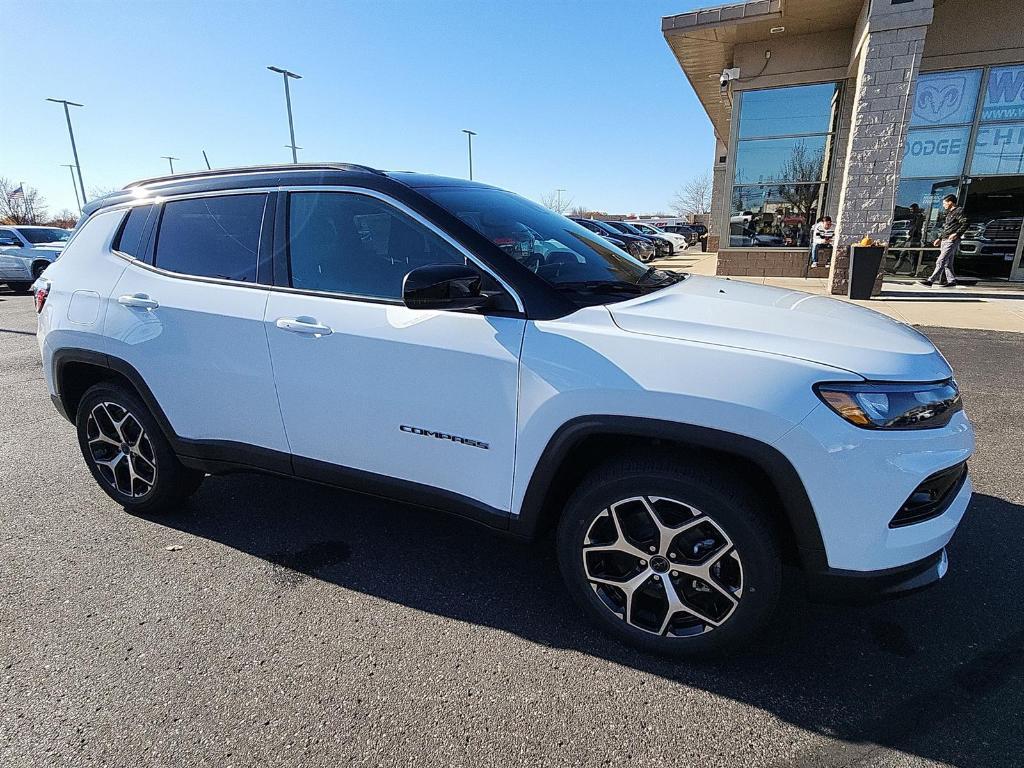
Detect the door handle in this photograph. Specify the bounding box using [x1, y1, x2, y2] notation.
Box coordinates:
[275, 316, 333, 336]
[118, 293, 159, 310]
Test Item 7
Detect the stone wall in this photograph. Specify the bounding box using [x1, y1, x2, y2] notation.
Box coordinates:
[716, 249, 831, 278]
[828, 1, 934, 295]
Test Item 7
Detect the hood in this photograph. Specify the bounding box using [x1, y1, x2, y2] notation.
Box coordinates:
[607, 275, 951, 381]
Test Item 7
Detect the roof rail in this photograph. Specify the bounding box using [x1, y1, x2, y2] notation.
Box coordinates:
[123, 162, 382, 189]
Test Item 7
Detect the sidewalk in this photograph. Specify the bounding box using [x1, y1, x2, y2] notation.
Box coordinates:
[654, 251, 1024, 333]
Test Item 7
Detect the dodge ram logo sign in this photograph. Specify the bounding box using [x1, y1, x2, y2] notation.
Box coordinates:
[914, 75, 969, 124]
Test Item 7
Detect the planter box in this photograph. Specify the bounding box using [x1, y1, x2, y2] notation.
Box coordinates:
[849, 245, 885, 300]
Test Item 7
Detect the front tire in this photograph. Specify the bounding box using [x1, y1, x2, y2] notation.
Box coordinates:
[556, 454, 782, 657]
[76, 383, 204, 515]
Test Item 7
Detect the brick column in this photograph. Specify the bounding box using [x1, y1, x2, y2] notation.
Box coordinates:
[707, 138, 728, 252]
[828, 1, 934, 296]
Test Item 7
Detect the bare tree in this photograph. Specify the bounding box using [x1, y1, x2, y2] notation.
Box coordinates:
[0, 177, 48, 224]
[671, 172, 712, 218]
[89, 185, 120, 200]
[774, 143, 827, 228]
[47, 209, 79, 229]
[540, 189, 574, 215]
[568, 204, 591, 218]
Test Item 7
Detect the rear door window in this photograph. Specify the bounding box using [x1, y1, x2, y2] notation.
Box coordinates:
[155, 194, 267, 282]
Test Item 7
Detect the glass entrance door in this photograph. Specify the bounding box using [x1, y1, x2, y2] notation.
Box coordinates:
[960, 177, 1024, 281]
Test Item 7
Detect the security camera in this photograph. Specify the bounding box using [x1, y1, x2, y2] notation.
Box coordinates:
[720, 67, 740, 92]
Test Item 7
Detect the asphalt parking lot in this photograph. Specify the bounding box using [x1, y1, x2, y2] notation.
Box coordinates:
[2, 287, 1022, 768]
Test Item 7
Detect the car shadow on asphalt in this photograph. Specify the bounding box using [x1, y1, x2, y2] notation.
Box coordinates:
[138, 480, 1024, 767]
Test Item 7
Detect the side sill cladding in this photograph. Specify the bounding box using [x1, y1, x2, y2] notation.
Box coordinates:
[512, 416, 828, 570]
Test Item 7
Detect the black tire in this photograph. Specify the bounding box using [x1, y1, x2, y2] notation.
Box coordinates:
[6, 281, 33, 294]
[76, 383, 204, 515]
[556, 453, 782, 658]
[31, 262, 48, 280]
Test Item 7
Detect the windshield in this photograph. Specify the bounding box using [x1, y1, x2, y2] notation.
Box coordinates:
[637, 223, 664, 234]
[19, 227, 71, 244]
[611, 221, 644, 235]
[421, 186, 652, 287]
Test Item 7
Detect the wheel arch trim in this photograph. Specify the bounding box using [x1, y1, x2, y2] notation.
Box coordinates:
[513, 415, 828, 569]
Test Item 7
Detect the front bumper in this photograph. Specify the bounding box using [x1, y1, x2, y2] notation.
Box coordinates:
[804, 548, 949, 603]
[774, 404, 974, 573]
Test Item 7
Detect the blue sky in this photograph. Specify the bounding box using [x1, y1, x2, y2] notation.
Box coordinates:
[3, 0, 714, 217]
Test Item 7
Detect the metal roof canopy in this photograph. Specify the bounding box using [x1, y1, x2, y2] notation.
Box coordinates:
[662, 0, 863, 137]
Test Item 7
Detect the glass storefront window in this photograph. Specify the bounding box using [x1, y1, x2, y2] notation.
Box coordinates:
[731, 184, 826, 248]
[886, 178, 958, 276]
[971, 122, 1024, 175]
[901, 126, 971, 178]
[910, 69, 983, 127]
[981, 65, 1024, 122]
[730, 82, 839, 248]
[735, 136, 828, 184]
[738, 82, 840, 138]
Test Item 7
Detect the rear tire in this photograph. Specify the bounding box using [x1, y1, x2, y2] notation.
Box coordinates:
[76, 383, 204, 515]
[556, 453, 782, 658]
[6, 281, 32, 294]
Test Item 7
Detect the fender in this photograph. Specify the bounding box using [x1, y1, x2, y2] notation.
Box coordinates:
[512, 415, 828, 570]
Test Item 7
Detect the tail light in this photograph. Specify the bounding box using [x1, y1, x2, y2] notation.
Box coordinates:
[34, 280, 49, 314]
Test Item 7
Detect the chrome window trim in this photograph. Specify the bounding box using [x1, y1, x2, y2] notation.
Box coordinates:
[103, 185, 526, 315]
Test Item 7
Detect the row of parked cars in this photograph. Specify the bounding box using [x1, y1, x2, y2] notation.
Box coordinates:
[0, 225, 73, 292]
[569, 218, 706, 262]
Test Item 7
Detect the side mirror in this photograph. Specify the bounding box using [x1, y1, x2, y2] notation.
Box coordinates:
[402, 264, 491, 311]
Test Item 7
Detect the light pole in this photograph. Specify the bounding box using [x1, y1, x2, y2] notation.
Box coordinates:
[161, 156, 180, 174]
[268, 66, 302, 163]
[202, 150, 212, 170]
[556, 188, 566, 212]
[462, 129, 477, 180]
[46, 98, 87, 205]
[60, 164, 82, 215]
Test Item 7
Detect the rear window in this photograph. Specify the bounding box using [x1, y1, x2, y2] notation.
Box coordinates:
[114, 205, 153, 258]
[155, 194, 266, 282]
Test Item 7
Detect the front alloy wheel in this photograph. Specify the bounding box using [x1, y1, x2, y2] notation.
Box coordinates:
[582, 496, 743, 637]
[557, 456, 782, 657]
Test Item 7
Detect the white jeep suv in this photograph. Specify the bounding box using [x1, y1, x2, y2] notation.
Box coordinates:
[34, 164, 974, 656]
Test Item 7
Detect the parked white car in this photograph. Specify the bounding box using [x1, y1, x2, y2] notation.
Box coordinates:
[35, 164, 973, 657]
[629, 221, 689, 253]
[0, 225, 71, 292]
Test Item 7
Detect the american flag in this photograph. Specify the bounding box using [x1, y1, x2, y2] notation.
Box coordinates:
[8, 184, 24, 201]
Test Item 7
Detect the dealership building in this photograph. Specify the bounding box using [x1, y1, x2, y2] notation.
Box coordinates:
[662, 0, 1024, 292]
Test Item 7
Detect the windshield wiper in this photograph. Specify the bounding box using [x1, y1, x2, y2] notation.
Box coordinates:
[638, 267, 687, 286]
[553, 280, 647, 295]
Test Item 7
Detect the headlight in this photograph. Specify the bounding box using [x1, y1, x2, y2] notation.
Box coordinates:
[814, 380, 962, 430]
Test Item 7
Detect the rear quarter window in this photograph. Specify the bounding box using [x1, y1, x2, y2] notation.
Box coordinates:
[113, 205, 154, 258]
[154, 194, 267, 282]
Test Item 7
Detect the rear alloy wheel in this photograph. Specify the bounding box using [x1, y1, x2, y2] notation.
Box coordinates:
[85, 401, 159, 499]
[557, 456, 782, 657]
[76, 383, 204, 514]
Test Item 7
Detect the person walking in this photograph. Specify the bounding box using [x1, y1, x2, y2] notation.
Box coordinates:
[920, 194, 968, 287]
[809, 216, 834, 268]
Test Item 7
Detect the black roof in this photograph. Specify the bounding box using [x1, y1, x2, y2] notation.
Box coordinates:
[84, 163, 495, 216]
